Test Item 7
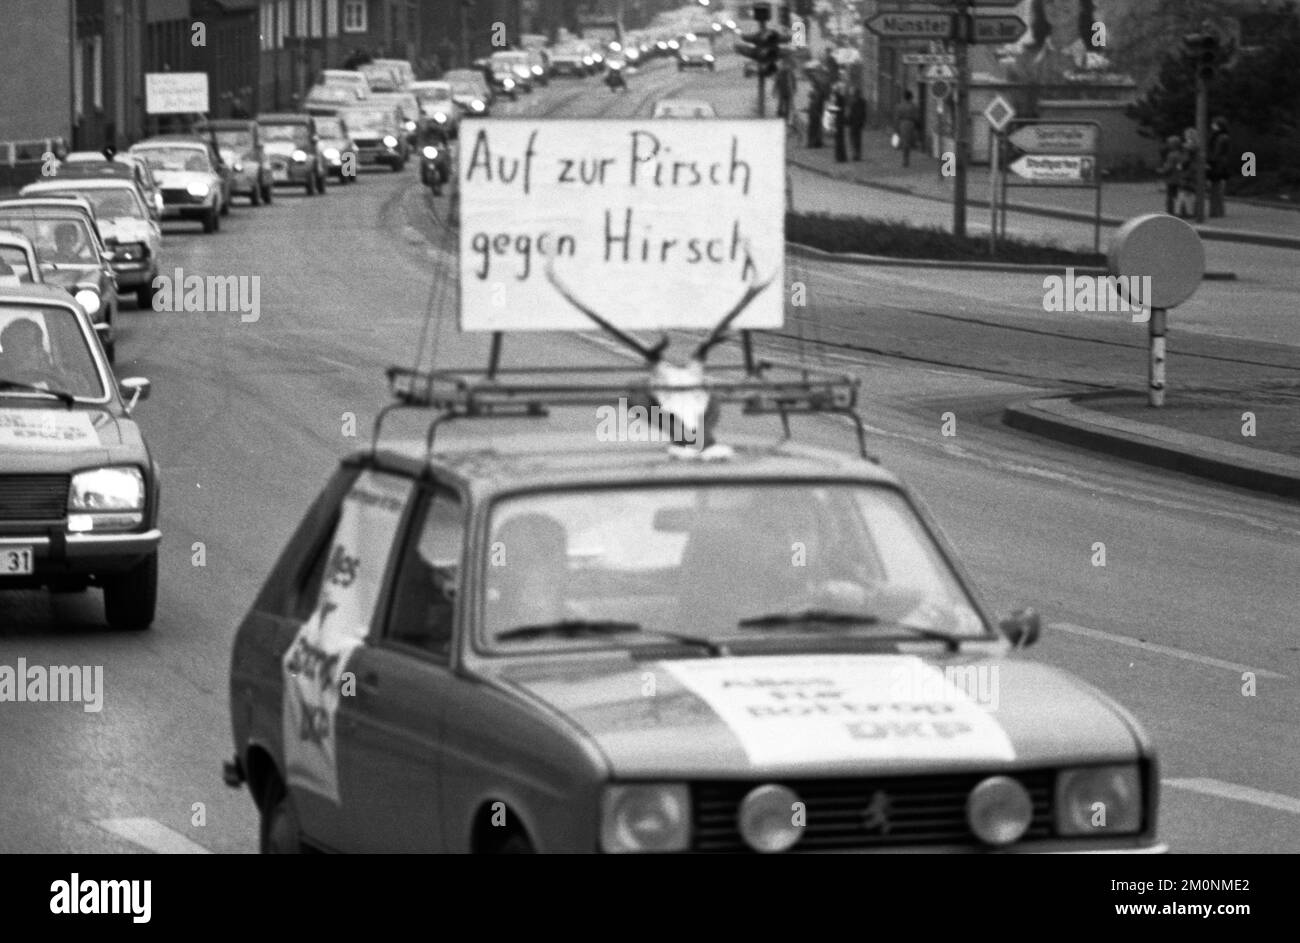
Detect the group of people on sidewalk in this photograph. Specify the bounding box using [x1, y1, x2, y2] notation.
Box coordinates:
[1158, 118, 1233, 219]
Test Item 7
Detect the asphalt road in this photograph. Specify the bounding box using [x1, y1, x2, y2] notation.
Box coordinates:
[0, 51, 1296, 854]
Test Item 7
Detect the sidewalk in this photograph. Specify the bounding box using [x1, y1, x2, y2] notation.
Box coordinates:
[786, 125, 1300, 250]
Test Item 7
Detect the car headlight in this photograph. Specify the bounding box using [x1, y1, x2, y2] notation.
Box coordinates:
[403, 120, 417, 132]
[471, 99, 485, 111]
[737, 784, 803, 853]
[112, 241, 148, 261]
[74, 288, 101, 315]
[1056, 765, 1143, 836]
[433, 112, 447, 123]
[382, 135, 398, 148]
[232, 161, 244, 173]
[531, 65, 543, 75]
[69, 466, 144, 512]
[186, 181, 210, 197]
[323, 147, 340, 161]
[600, 784, 690, 853]
[705, 54, 715, 61]
[503, 78, 515, 89]
[291, 149, 308, 162]
[583, 56, 594, 65]
[967, 776, 1035, 846]
[422, 146, 439, 160]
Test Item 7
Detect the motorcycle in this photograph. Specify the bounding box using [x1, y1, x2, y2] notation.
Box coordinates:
[605, 64, 627, 92]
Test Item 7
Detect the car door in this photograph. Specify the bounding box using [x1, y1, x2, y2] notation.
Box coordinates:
[335, 481, 468, 852]
[279, 468, 416, 850]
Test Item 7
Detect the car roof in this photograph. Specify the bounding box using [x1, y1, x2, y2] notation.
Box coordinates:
[132, 136, 209, 148]
[0, 282, 89, 308]
[365, 417, 896, 499]
[199, 119, 257, 129]
[0, 196, 97, 217]
[53, 161, 135, 177]
[25, 178, 135, 192]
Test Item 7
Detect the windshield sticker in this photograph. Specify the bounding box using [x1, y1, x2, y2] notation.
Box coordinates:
[659, 655, 1015, 768]
[0, 410, 97, 449]
[281, 471, 412, 803]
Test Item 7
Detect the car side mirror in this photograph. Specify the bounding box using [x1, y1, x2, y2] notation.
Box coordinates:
[119, 376, 151, 409]
[999, 608, 1041, 648]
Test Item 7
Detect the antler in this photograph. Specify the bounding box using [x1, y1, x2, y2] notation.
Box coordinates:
[545, 255, 666, 363]
[693, 254, 775, 362]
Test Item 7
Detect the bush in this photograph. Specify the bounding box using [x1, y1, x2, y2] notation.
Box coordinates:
[786, 212, 1106, 267]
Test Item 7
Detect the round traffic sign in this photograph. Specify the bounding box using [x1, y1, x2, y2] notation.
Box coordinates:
[1108, 214, 1205, 309]
[929, 80, 950, 100]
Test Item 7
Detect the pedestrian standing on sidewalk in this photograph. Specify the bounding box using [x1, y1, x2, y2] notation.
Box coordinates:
[1177, 126, 1199, 218]
[776, 62, 793, 121]
[830, 82, 848, 163]
[807, 84, 825, 149]
[847, 86, 867, 160]
[1208, 116, 1232, 218]
[1158, 135, 1184, 215]
[894, 91, 920, 168]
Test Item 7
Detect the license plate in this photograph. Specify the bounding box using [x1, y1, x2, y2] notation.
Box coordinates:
[1, 547, 34, 576]
[273, 170, 288, 182]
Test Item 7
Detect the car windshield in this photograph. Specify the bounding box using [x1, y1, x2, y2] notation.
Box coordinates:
[0, 245, 36, 283]
[414, 86, 452, 102]
[0, 305, 104, 399]
[212, 130, 253, 150]
[36, 188, 144, 220]
[341, 110, 389, 131]
[481, 484, 987, 653]
[135, 146, 210, 172]
[0, 215, 98, 265]
[260, 124, 311, 145]
[449, 82, 478, 99]
[314, 117, 344, 138]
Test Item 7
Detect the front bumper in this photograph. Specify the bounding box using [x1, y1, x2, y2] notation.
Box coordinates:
[230, 169, 262, 194]
[268, 158, 312, 184]
[354, 144, 402, 165]
[0, 528, 161, 584]
[110, 260, 156, 289]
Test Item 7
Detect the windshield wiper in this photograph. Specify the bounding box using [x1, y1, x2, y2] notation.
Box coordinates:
[496, 619, 722, 653]
[737, 609, 962, 652]
[0, 379, 76, 408]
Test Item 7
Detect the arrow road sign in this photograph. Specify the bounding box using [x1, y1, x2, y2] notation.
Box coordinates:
[1009, 154, 1097, 184]
[924, 63, 956, 81]
[866, 11, 954, 40]
[1007, 122, 1099, 155]
[972, 14, 1027, 44]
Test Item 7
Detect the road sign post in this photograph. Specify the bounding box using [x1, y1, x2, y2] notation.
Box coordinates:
[1109, 214, 1206, 407]
[952, 2, 970, 238]
[1001, 119, 1103, 253]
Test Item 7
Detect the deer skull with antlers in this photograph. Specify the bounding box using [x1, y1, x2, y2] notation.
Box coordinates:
[545, 254, 775, 456]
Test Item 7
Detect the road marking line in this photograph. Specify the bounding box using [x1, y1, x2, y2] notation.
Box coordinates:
[1051, 622, 1287, 679]
[96, 818, 212, 854]
[1164, 778, 1300, 815]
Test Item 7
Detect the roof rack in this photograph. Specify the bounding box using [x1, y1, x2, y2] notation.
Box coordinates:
[372, 356, 872, 462]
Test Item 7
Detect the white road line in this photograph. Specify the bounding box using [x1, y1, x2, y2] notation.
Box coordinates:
[1051, 622, 1287, 679]
[97, 818, 212, 854]
[1164, 778, 1300, 816]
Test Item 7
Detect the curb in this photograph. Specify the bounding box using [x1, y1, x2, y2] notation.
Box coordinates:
[785, 239, 1238, 280]
[1002, 392, 1300, 499]
[787, 154, 1300, 252]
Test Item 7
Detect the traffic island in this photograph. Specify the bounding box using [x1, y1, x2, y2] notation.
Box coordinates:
[1003, 390, 1300, 498]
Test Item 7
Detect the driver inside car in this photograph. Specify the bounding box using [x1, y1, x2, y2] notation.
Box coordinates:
[486, 513, 569, 636]
[0, 317, 58, 388]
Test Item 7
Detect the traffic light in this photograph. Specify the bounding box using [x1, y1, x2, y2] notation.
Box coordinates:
[735, 27, 788, 78]
[1183, 31, 1221, 79]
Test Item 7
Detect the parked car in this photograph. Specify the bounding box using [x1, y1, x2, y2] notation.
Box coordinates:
[19, 179, 162, 309]
[0, 283, 158, 630]
[195, 119, 273, 206]
[320, 69, 370, 100]
[129, 136, 230, 232]
[312, 115, 358, 184]
[442, 70, 492, 116]
[337, 105, 408, 171]
[0, 197, 119, 359]
[370, 58, 415, 90]
[408, 81, 459, 138]
[256, 113, 328, 195]
[224, 365, 1164, 854]
[303, 83, 362, 115]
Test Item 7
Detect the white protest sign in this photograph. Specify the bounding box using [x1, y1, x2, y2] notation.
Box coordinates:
[457, 120, 786, 332]
[144, 72, 209, 114]
[0, 409, 98, 450]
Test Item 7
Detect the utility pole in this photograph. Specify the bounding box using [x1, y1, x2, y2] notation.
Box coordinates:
[1195, 70, 1208, 223]
[952, 0, 971, 237]
[459, 1, 470, 68]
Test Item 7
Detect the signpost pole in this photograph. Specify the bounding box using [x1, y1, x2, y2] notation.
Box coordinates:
[1195, 71, 1208, 224]
[1149, 307, 1167, 408]
[952, 1, 970, 238]
[989, 130, 999, 256]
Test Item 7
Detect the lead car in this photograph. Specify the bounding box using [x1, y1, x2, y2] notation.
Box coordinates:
[225, 361, 1164, 854]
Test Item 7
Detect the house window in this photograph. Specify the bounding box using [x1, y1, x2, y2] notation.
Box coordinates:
[260, 1, 273, 51]
[342, 0, 366, 33]
[295, 0, 308, 37]
[326, 0, 338, 37]
[310, 0, 322, 38]
[277, 0, 289, 47]
[91, 36, 103, 110]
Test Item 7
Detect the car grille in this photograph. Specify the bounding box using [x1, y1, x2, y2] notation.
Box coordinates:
[161, 187, 201, 204]
[0, 474, 70, 522]
[691, 770, 1055, 852]
[352, 137, 381, 148]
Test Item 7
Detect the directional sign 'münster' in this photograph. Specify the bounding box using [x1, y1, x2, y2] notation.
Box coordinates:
[865, 11, 953, 40]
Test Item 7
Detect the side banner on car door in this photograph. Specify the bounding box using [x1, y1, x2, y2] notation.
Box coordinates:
[282, 470, 412, 803]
